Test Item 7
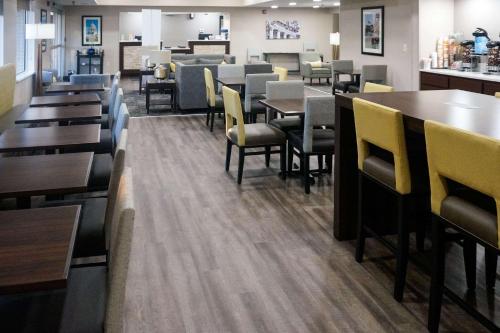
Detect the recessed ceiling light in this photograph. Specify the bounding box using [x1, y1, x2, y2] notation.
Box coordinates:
[333, 2, 340, 6]
[313, 0, 322, 2]
[271, 5, 278, 8]
[289, 2, 297, 5]
[313, 5, 320, 8]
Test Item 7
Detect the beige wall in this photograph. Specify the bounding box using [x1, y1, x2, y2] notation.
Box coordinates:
[419, 0, 454, 59]
[339, 0, 419, 91]
[64, 6, 334, 73]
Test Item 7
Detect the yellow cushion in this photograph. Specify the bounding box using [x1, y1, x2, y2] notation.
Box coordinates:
[204, 68, 216, 107]
[223, 86, 246, 146]
[0, 64, 16, 116]
[424, 120, 500, 247]
[364, 82, 394, 93]
[221, 60, 227, 65]
[495, 92, 500, 98]
[273, 67, 288, 81]
[309, 61, 323, 68]
[353, 98, 411, 195]
[170, 63, 176, 73]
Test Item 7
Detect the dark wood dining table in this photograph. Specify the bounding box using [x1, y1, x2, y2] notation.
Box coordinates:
[45, 83, 105, 94]
[30, 93, 101, 107]
[0, 206, 80, 294]
[258, 86, 331, 116]
[333, 90, 500, 241]
[15, 105, 102, 124]
[215, 77, 246, 87]
[0, 152, 93, 208]
[0, 124, 101, 153]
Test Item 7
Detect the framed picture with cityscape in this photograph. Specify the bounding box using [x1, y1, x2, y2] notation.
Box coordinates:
[361, 6, 384, 56]
[266, 20, 300, 40]
[82, 15, 102, 46]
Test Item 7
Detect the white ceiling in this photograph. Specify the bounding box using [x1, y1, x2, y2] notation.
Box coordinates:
[58, 0, 340, 7]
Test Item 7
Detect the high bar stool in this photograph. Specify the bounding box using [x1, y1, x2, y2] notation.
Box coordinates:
[425, 120, 500, 332]
[353, 97, 428, 302]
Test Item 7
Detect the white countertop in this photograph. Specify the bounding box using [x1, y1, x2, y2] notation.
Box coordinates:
[420, 68, 500, 83]
[187, 40, 230, 42]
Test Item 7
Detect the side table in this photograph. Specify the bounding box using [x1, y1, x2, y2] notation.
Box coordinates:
[145, 79, 177, 114]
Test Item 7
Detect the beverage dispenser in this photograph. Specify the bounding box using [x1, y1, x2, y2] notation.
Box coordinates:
[486, 40, 500, 73]
[461, 40, 475, 71]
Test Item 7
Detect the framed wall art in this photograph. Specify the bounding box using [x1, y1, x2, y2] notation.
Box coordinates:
[361, 6, 384, 56]
[82, 15, 102, 46]
[266, 20, 300, 40]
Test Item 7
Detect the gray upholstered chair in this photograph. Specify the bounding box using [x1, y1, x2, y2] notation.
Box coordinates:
[70, 73, 112, 87]
[244, 73, 279, 123]
[244, 63, 273, 75]
[0, 168, 135, 333]
[287, 96, 335, 193]
[265, 80, 304, 133]
[93, 88, 124, 155]
[299, 52, 331, 85]
[218, 64, 244, 93]
[348, 65, 388, 93]
[331, 60, 356, 93]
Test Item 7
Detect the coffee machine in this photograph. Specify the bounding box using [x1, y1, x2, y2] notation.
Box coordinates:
[486, 40, 500, 73]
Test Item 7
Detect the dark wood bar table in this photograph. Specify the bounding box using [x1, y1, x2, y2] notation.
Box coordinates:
[259, 87, 330, 116]
[45, 83, 104, 94]
[0, 124, 100, 153]
[0, 206, 80, 294]
[0, 152, 93, 208]
[334, 90, 500, 240]
[30, 93, 101, 107]
[15, 105, 102, 125]
[216, 77, 246, 87]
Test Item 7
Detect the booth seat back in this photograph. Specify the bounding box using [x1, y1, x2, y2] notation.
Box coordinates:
[70, 74, 112, 87]
[176, 64, 219, 110]
[0, 64, 16, 117]
[172, 54, 235, 65]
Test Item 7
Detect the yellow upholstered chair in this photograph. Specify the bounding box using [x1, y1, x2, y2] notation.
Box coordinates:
[203, 68, 224, 132]
[353, 97, 425, 302]
[425, 120, 500, 332]
[495, 92, 500, 98]
[223, 86, 287, 184]
[0, 64, 16, 117]
[170, 62, 176, 73]
[273, 66, 288, 81]
[363, 82, 394, 93]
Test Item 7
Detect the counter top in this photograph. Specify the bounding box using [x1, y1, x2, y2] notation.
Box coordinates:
[187, 40, 230, 42]
[420, 68, 500, 83]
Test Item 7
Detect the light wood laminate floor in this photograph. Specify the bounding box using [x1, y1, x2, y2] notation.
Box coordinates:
[124, 115, 489, 332]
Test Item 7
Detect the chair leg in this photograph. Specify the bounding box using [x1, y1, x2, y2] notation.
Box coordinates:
[310, 78, 313, 85]
[416, 219, 426, 252]
[225, 139, 232, 172]
[355, 173, 365, 263]
[287, 143, 294, 174]
[237, 147, 245, 184]
[280, 144, 286, 180]
[326, 154, 333, 174]
[394, 195, 409, 302]
[206, 109, 210, 126]
[317, 155, 324, 171]
[265, 146, 271, 167]
[303, 154, 310, 194]
[485, 247, 498, 290]
[428, 217, 446, 333]
[463, 238, 477, 290]
[327, 78, 330, 85]
[210, 109, 215, 132]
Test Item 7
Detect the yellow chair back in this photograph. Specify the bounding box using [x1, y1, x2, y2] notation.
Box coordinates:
[204, 68, 216, 108]
[170, 62, 176, 73]
[223, 86, 246, 146]
[424, 120, 500, 247]
[495, 92, 500, 98]
[353, 98, 411, 194]
[0, 64, 16, 116]
[274, 66, 288, 81]
[363, 82, 394, 93]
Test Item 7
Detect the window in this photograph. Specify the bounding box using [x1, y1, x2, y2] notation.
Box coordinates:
[15, 9, 27, 74]
[0, 1, 4, 65]
[51, 11, 65, 80]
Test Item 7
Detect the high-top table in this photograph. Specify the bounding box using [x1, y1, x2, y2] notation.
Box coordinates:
[15, 105, 102, 125]
[0, 206, 81, 294]
[258, 86, 331, 116]
[45, 83, 105, 94]
[0, 124, 101, 153]
[333, 90, 500, 241]
[0, 152, 93, 208]
[30, 93, 101, 107]
[215, 77, 246, 87]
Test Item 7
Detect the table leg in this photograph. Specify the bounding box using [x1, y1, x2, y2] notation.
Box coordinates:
[333, 103, 359, 240]
[16, 197, 31, 209]
[146, 85, 150, 114]
[139, 73, 142, 95]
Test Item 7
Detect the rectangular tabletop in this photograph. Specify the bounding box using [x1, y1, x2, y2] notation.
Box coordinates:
[259, 86, 331, 116]
[0, 124, 101, 153]
[45, 83, 105, 94]
[15, 105, 102, 124]
[333, 90, 500, 241]
[216, 77, 246, 86]
[0, 152, 93, 198]
[30, 93, 101, 107]
[0, 206, 80, 294]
